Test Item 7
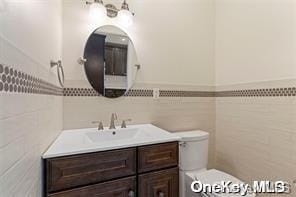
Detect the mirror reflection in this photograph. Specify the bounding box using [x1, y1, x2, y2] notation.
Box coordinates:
[84, 26, 138, 98]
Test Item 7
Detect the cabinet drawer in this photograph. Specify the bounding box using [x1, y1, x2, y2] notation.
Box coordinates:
[48, 176, 136, 197]
[138, 142, 178, 173]
[46, 148, 136, 193]
[139, 168, 179, 197]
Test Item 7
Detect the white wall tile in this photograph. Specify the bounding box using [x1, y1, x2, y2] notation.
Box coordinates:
[63, 96, 216, 168]
[0, 1, 63, 196]
[216, 95, 296, 196]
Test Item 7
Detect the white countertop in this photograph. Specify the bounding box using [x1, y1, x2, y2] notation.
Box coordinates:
[43, 124, 181, 159]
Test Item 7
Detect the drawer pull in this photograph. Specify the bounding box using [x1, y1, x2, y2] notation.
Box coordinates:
[158, 191, 165, 197]
[128, 190, 135, 197]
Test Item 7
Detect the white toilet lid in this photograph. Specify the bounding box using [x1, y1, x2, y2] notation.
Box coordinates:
[186, 169, 256, 197]
[175, 130, 209, 142]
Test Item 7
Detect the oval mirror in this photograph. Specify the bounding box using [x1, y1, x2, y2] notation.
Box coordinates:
[84, 26, 139, 98]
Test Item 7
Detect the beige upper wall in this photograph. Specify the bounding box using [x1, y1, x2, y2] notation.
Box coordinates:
[62, 0, 216, 87]
[64, 0, 296, 87]
[0, 0, 62, 71]
[215, 0, 296, 86]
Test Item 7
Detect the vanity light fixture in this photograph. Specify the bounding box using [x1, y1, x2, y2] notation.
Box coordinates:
[117, 0, 134, 26]
[88, 0, 107, 22]
[86, 0, 134, 26]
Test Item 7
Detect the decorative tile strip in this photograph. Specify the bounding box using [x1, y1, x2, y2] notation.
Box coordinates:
[216, 87, 296, 97]
[63, 88, 100, 97]
[160, 90, 215, 97]
[125, 89, 153, 97]
[64, 87, 296, 97]
[1, 64, 295, 98]
[0, 64, 63, 96]
[63, 88, 153, 97]
[63, 88, 214, 97]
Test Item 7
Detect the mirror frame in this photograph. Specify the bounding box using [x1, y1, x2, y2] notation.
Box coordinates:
[83, 25, 136, 98]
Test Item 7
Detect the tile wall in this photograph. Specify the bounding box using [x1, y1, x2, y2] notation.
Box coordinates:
[215, 79, 296, 196]
[2, 63, 296, 196]
[0, 6, 63, 195]
[63, 81, 217, 168]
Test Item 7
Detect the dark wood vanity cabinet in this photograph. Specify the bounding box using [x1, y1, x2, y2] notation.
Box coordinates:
[46, 148, 136, 193]
[48, 177, 136, 197]
[138, 142, 178, 173]
[45, 142, 179, 197]
[139, 168, 179, 197]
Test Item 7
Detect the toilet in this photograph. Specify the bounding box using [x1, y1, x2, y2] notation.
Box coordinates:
[175, 131, 255, 197]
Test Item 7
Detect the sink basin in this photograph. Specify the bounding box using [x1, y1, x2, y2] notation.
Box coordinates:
[43, 124, 181, 159]
[85, 128, 146, 143]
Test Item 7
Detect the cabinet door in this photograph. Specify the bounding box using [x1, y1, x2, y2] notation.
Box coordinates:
[138, 168, 179, 197]
[105, 44, 127, 76]
[138, 142, 178, 173]
[113, 47, 127, 76]
[105, 46, 114, 75]
[48, 176, 136, 197]
[46, 148, 136, 193]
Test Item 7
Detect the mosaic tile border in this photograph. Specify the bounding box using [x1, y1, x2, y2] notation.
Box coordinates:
[216, 87, 296, 97]
[160, 90, 215, 97]
[126, 89, 153, 97]
[63, 88, 154, 97]
[63, 87, 296, 97]
[1, 64, 295, 98]
[63, 88, 215, 97]
[0, 64, 63, 96]
[63, 88, 99, 97]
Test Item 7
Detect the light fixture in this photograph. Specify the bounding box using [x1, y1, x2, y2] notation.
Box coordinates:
[88, 0, 107, 22]
[117, 0, 133, 26]
[86, 0, 134, 26]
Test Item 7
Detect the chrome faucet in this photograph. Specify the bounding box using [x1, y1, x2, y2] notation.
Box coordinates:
[121, 119, 132, 128]
[92, 121, 104, 131]
[109, 113, 118, 129]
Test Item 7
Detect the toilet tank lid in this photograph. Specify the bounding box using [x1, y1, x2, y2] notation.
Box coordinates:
[175, 130, 209, 142]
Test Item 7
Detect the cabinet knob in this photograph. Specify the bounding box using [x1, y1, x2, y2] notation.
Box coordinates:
[158, 192, 165, 197]
[128, 190, 135, 197]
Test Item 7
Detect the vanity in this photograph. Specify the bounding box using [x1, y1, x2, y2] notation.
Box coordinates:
[42, 24, 182, 197]
[43, 124, 181, 197]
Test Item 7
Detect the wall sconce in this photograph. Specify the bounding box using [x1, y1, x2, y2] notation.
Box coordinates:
[86, 0, 134, 26]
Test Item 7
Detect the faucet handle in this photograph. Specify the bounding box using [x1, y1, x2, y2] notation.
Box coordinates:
[92, 121, 104, 131]
[121, 119, 132, 128]
[112, 113, 118, 120]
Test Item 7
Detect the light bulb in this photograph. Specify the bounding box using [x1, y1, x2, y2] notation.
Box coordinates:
[89, 2, 107, 22]
[117, 9, 133, 27]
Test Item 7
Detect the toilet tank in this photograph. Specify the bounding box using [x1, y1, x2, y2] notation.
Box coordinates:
[176, 131, 209, 171]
